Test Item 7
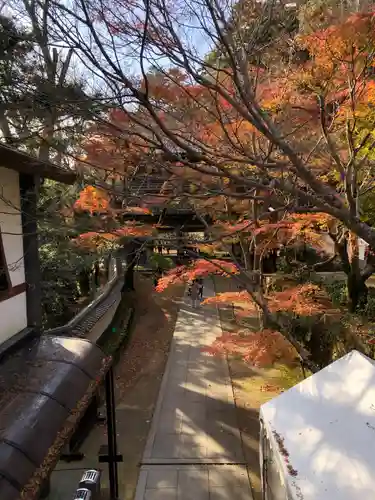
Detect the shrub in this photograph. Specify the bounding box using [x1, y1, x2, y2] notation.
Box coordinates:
[324, 280, 347, 307]
[283, 313, 339, 368]
[149, 253, 174, 271]
[361, 288, 375, 321]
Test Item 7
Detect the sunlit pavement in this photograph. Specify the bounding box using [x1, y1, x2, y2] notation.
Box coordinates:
[134, 282, 253, 500]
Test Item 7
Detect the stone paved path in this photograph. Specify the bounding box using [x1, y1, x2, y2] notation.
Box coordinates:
[134, 282, 253, 500]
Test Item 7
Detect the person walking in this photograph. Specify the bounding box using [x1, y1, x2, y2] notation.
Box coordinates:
[198, 278, 204, 301]
[190, 280, 200, 308]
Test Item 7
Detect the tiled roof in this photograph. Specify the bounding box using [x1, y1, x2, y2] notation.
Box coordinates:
[0, 276, 126, 499]
[0, 144, 76, 184]
[69, 280, 123, 339]
[0, 334, 110, 500]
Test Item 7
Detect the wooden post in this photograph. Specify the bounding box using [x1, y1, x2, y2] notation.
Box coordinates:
[20, 173, 42, 330]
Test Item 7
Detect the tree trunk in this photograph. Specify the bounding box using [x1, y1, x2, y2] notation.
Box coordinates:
[347, 273, 368, 312]
[123, 262, 135, 291]
[79, 269, 91, 296]
[122, 242, 138, 292]
[347, 232, 368, 311]
[306, 325, 334, 369]
[242, 282, 320, 374]
[104, 254, 111, 281]
[94, 261, 100, 288]
[332, 230, 370, 310]
[261, 309, 319, 373]
[239, 235, 251, 271]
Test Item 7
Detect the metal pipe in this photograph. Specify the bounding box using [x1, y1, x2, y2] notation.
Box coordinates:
[105, 367, 119, 499]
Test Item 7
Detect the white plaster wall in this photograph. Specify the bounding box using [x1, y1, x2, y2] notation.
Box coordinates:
[0, 167, 27, 343]
[0, 293, 27, 344]
[0, 167, 25, 286]
[108, 257, 114, 281]
[108, 255, 118, 281]
[359, 238, 368, 261]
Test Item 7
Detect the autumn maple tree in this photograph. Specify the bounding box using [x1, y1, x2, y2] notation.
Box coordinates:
[73, 182, 158, 290]
[156, 259, 239, 292]
[39, 0, 375, 368]
[45, 0, 375, 307]
[202, 329, 298, 368]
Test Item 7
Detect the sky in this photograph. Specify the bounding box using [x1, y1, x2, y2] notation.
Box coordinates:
[1, 0, 223, 88]
[0, 0, 224, 112]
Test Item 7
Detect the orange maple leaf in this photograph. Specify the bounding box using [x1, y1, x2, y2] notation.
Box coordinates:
[203, 284, 336, 318]
[74, 231, 118, 250]
[122, 206, 151, 215]
[74, 185, 110, 214]
[156, 259, 239, 292]
[114, 222, 155, 238]
[203, 329, 298, 367]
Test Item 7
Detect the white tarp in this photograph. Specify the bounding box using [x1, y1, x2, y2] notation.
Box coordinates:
[260, 350, 375, 500]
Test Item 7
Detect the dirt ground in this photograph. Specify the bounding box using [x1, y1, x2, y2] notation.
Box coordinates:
[214, 277, 304, 500]
[111, 275, 185, 500]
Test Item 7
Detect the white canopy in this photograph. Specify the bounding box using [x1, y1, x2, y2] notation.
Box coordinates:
[260, 350, 375, 500]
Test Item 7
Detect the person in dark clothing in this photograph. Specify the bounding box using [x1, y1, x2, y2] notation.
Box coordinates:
[190, 280, 200, 308]
[198, 278, 204, 300]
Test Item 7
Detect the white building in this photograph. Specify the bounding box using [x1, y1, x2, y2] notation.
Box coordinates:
[260, 350, 375, 500]
[0, 144, 75, 349]
[358, 238, 368, 264]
